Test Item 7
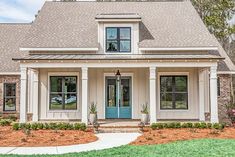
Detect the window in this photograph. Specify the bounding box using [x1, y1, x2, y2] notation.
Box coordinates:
[160, 76, 188, 110]
[4, 83, 16, 111]
[106, 27, 131, 53]
[217, 77, 220, 96]
[50, 76, 77, 110]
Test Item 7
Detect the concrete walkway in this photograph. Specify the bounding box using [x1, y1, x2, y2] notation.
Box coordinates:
[0, 133, 141, 155]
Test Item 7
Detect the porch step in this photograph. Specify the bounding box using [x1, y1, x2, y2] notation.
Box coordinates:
[97, 127, 141, 133]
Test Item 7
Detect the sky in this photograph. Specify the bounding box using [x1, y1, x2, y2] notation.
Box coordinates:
[0, 0, 46, 23]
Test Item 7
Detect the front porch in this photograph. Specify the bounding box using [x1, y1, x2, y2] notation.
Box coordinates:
[18, 58, 219, 124]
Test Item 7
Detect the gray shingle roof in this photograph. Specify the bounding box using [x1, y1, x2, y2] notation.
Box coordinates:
[0, 24, 30, 73]
[22, 1, 219, 49]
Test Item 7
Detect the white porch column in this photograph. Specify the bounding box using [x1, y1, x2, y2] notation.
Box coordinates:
[198, 68, 205, 121]
[210, 66, 219, 123]
[149, 66, 157, 124]
[20, 67, 28, 123]
[81, 67, 88, 124]
[32, 69, 39, 122]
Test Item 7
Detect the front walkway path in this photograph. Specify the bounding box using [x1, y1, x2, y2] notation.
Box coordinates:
[0, 133, 141, 155]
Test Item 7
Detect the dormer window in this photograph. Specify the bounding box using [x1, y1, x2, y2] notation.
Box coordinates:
[106, 27, 131, 53]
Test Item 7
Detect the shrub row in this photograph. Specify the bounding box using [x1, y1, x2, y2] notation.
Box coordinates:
[0, 119, 13, 126]
[12, 122, 87, 131]
[151, 122, 225, 130]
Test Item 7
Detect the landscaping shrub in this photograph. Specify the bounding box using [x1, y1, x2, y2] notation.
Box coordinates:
[150, 122, 225, 130]
[0, 119, 12, 126]
[193, 123, 201, 128]
[31, 123, 38, 130]
[11, 122, 87, 131]
[12, 122, 20, 130]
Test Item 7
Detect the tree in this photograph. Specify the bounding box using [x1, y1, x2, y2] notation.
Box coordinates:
[191, 0, 235, 53]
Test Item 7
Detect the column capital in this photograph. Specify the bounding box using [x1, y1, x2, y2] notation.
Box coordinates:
[81, 67, 88, 80]
[210, 66, 217, 79]
[149, 66, 156, 80]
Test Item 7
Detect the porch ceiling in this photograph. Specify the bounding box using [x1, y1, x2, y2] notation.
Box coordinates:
[13, 54, 224, 61]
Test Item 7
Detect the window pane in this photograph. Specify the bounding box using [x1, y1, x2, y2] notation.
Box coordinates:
[120, 40, 131, 52]
[120, 28, 130, 39]
[106, 41, 118, 52]
[175, 76, 187, 92]
[50, 94, 63, 110]
[160, 93, 173, 109]
[160, 76, 172, 92]
[65, 94, 77, 110]
[108, 85, 116, 107]
[50, 77, 62, 92]
[5, 84, 16, 96]
[64, 77, 77, 93]
[175, 93, 187, 109]
[107, 28, 117, 39]
[121, 79, 130, 107]
[4, 98, 16, 111]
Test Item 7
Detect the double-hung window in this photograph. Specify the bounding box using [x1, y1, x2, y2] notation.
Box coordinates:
[4, 83, 16, 111]
[160, 76, 188, 110]
[106, 27, 131, 53]
[50, 76, 77, 110]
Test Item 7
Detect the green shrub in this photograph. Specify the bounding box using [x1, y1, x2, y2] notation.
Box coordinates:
[74, 123, 86, 131]
[151, 123, 158, 130]
[12, 122, 20, 130]
[207, 123, 212, 129]
[193, 123, 201, 128]
[49, 123, 57, 130]
[43, 123, 50, 129]
[38, 123, 44, 129]
[186, 122, 193, 128]
[31, 123, 38, 130]
[175, 122, 181, 128]
[4, 115, 17, 121]
[181, 123, 188, 128]
[212, 123, 225, 130]
[167, 122, 177, 128]
[0, 119, 12, 126]
[200, 122, 207, 129]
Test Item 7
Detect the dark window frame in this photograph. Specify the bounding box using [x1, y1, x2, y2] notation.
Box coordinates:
[49, 76, 77, 110]
[217, 77, 220, 96]
[3, 83, 16, 112]
[105, 27, 131, 53]
[160, 75, 188, 110]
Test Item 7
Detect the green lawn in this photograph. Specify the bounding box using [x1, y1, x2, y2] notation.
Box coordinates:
[2, 139, 235, 157]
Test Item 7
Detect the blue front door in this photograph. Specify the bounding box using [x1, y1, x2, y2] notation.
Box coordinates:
[105, 76, 132, 119]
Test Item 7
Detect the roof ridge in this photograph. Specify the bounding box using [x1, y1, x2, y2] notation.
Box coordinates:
[0, 23, 31, 25]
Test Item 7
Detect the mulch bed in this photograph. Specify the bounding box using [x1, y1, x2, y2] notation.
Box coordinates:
[0, 126, 98, 147]
[131, 127, 235, 145]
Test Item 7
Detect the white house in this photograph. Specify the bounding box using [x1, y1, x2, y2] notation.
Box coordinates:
[0, 0, 234, 125]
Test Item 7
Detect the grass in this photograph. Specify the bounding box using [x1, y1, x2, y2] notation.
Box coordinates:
[2, 139, 235, 157]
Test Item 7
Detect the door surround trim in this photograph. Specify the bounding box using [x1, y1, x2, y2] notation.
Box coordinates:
[103, 72, 134, 119]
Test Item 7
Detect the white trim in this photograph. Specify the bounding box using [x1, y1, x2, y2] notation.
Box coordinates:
[217, 71, 235, 74]
[96, 19, 141, 22]
[0, 72, 20, 75]
[20, 61, 218, 68]
[157, 72, 190, 112]
[47, 72, 80, 113]
[103, 73, 134, 119]
[20, 48, 99, 51]
[139, 47, 218, 51]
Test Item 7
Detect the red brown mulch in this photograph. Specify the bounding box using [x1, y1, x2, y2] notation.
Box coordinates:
[131, 127, 235, 145]
[0, 126, 98, 147]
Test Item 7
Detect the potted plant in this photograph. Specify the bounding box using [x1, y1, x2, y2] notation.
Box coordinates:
[141, 103, 149, 124]
[89, 102, 97, 125]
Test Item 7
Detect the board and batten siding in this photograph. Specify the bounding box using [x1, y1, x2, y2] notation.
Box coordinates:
[38, 67, 205, 120]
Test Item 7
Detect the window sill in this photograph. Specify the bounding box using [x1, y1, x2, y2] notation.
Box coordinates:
[48, 110, 79, 113]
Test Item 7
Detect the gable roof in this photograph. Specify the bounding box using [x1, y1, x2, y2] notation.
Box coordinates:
[0, 24, 31, 73]
[19, 1, 235, 72]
